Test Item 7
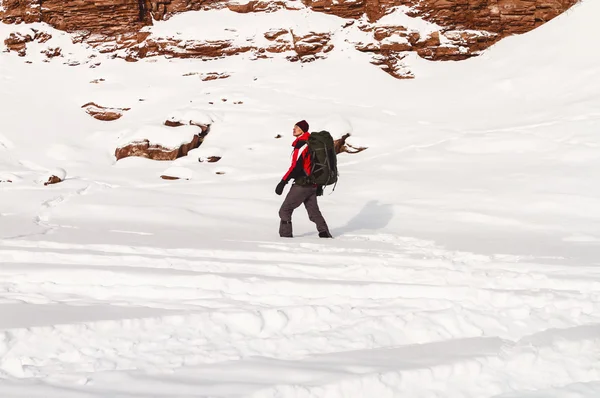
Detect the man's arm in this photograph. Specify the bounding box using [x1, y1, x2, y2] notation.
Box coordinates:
[282, 143, 307, 182]
[282, 156, 298, 182]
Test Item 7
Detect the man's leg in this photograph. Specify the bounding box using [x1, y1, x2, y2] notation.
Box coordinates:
[304, 187, 331, 236]
[278, 185, 308, 237]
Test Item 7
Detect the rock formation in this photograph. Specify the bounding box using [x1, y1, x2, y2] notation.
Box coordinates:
[82, 102, 131, 121]
[115, 122, 210, 161]
[1, 1, 578, 78]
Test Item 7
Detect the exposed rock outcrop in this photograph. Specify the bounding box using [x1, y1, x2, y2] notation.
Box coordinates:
[227, 0, 301, 13]
[82, 102, 131, 121]
[306, 0, 577, 33]
[129, 37, 254, 60]
[44, 175, 63, 186]
[115, 121, 210, 161]
[1, 0, 578, 77]
[405, 0, 579, 35]
[4, 29, 52, 56]
[290, 32, 334, 62]
[353, 24, 500, 77]
[199, 72, 231, 81]
[160, 174, 181, 180]
[43, 168, 67, 185]
[198, 156, 222, 163]
[1, 0, 147, 33]
[115, 133, 203, 161]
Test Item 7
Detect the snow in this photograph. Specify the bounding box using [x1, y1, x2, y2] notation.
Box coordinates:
[316, 114, 353, 140]
[166, 109, 213, 127]
[381, 34, 410, 46]
[1, 0, 600, 397]
[146, 9, 346, 46]
[0, 172, 21, 183]
[46, 167, 67, 180]
[161, 165, 194, 180]
[378, 6, 442, 35]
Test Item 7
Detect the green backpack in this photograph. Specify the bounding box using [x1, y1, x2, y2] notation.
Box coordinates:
[307, 131, 338, 187]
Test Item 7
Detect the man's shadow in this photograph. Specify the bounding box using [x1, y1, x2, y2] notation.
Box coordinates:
[331, 200, 394, 237]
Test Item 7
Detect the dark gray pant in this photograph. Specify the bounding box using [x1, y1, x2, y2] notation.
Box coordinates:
[279, 184, 329, 237]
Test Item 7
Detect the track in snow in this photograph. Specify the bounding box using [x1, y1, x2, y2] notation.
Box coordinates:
[1, 236, 599, 397]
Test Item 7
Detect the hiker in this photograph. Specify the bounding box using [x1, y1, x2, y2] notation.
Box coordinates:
[275, 120, 333, 238]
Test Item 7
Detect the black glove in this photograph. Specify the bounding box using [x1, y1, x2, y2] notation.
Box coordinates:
[316, 186, 323, 196]
[275, 180, 287, 195]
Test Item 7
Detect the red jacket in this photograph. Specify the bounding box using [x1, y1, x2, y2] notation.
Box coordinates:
[283, 132, 312, 182]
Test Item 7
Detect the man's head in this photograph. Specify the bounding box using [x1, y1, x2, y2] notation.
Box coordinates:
[293, 120, 309, 137]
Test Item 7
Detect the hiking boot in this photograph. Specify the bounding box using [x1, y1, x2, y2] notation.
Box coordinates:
[279, 220, 293, 238]
[319, 231, 333, 238]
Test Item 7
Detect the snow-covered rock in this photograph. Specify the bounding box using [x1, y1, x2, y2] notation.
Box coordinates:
[165, 110, 213, 128]
[115, 124, 208, 161]
[82, 102, 130, 121]
[160, 166, 194, 180]
[1, 2, 578, 78]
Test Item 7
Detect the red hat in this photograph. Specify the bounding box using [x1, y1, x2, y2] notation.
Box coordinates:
[295, 120, 309, 133]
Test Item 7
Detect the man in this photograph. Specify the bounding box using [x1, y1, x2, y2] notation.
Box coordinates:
[275, 120, 333, 238]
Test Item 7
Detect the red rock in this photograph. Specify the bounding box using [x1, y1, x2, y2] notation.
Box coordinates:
[164, 120, 185, 127]
[42, 47, 62, 58]
[116, 122, 210, 161]
[304, 0, 367, 20]
[44, 175, 63, 186]
[291, 32, 334, 61]
[3, 29, 55, 56]
[373, 26, 406, 41]
[0, 0, 578, 77]
[264, 29, 289, 41]
[115, 134, 202, 161]
[369, 52, 415, 79]
[200, 72, 230, 81]
[4, 31, 33, 56]
[160, 175, 181, 180]
[128, 38, 254, 60]
[36, 32, 52, 43]
[82, 102, 130, 121]
[228, 0, 299, 13]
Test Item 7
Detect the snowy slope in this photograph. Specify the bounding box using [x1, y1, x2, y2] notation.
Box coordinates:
[1, 1, 600, 397]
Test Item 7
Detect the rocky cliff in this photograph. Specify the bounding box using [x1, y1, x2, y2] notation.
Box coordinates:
[1, 0, 578, 78]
